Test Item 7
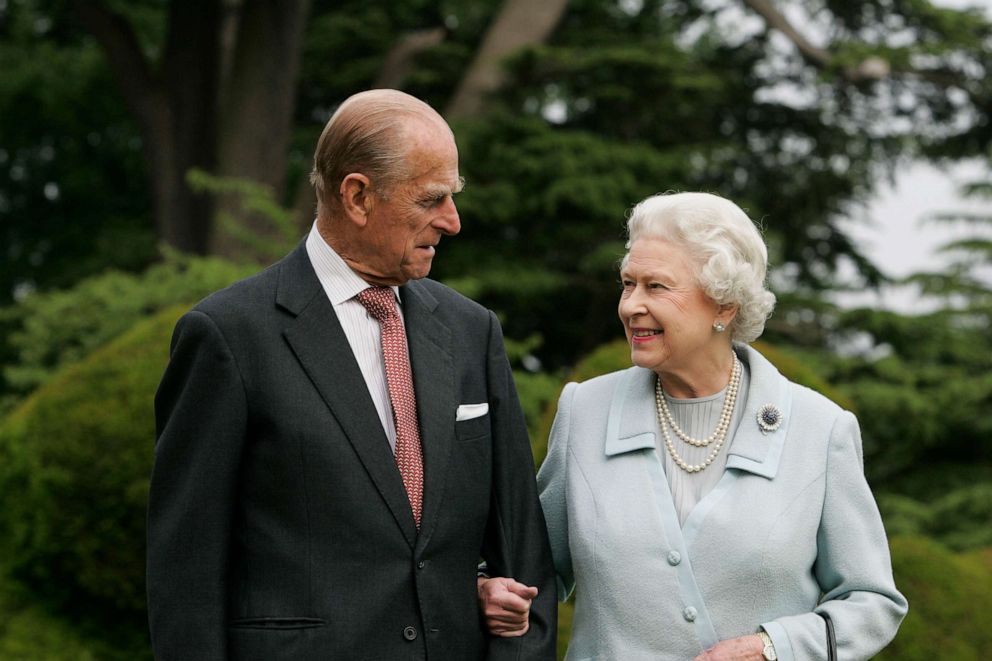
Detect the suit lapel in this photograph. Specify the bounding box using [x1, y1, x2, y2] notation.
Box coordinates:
[277, 244, 418, 548]
[400, 281, 455, 549]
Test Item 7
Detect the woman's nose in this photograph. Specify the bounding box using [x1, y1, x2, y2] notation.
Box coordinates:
[618, 288, 645, 318]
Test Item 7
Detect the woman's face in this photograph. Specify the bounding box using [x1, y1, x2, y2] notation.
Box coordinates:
[618, 237, 724, 376]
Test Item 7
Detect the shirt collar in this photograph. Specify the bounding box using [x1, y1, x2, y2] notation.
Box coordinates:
[305, 222, 401, 306]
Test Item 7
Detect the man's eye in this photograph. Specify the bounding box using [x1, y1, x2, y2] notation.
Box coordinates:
[621, 280, 634, 288]
[649, 282, 667, 289]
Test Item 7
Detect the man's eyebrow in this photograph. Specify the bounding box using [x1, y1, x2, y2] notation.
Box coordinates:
[422, 177, 465, 197]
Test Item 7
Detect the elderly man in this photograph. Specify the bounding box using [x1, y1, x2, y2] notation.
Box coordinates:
[147, 89, 556, 660]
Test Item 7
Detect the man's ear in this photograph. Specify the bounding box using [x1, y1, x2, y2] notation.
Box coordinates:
[339, 173, 372, 227]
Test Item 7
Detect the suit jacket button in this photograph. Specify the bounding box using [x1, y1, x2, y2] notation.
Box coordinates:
[683, 606, 698, 622]
[667, 550, 682, 566]
[417, 560, 426, 569]
[403, 626, 418, 641]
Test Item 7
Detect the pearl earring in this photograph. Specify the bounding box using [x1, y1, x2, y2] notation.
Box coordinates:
[713, 322, 726, 333]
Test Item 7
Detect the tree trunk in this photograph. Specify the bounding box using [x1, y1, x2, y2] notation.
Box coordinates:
[74, 0, 310, 259]
[445, 0, 570, 120]
[374, 27, 447, 90]
[144, 100, 214, 254]
[158, 1, 225, 254]
[210, 0, 311, 259]
[72, 0, 224, 255]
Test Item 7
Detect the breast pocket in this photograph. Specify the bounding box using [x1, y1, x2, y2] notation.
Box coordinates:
[455, 413, 490, 441]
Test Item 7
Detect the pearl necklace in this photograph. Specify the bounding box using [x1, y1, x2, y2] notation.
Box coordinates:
[655, 354, 741, 473]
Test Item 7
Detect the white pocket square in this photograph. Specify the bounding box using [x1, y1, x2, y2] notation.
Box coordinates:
[456, 403, 489, 421]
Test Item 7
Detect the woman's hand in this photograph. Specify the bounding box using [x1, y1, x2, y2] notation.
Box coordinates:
[693, 634, 766, 661]
[477, 576, 538, 637]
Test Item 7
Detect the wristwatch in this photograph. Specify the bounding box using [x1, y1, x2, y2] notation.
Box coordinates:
[758, 631, 777, 660]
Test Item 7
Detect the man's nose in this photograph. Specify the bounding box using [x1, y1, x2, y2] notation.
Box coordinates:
[435, 198, 461, 236]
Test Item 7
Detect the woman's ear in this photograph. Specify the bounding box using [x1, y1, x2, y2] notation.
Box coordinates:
[339, 173, 372, 227]
[716, 303, 739, 327]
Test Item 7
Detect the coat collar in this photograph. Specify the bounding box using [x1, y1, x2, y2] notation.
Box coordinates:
[604, 344, 792, 479]
[276, 243, 455, 548]
[275, 241, 324, 316]
[399, 280, 456, 552]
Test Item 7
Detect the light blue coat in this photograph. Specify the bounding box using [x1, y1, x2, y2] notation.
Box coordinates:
[538, 344, 907, 661]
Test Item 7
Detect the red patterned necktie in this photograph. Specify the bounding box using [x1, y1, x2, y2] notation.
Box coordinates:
[357, 286, 424, 528]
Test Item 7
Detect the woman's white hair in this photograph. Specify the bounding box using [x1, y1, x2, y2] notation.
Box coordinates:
[623, 192, 776, 343]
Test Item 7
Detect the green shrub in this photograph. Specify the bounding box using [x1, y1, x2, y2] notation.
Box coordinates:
[0, 573, 149, 660]
[514, 369, 563, 443]
[878, 483, 992, 551]
[0, 252, 255, 408]
[876, 537, 992, 660]
[0, 306, 186, 655]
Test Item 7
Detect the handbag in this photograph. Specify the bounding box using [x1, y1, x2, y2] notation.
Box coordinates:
[819, 612, 838, 661]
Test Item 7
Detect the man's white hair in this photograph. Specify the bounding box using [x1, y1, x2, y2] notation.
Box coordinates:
[309, 89, 450, 206]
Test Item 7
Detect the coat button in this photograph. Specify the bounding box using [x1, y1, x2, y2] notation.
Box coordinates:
[403, 626, 418, 641]
[417, 560, 426, 569]
[683, 606, 697, 622]
[667, 550, 681, 566]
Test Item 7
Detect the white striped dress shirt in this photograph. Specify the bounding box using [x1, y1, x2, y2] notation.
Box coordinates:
[305, 223, 402, 452]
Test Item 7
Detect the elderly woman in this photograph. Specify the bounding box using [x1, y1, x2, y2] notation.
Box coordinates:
[480, 192, 907, 660]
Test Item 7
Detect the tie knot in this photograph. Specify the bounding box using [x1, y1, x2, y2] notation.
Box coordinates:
[357, 286, 398, 323]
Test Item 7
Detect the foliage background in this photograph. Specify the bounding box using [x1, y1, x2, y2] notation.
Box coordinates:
[1, 0, 990, 657]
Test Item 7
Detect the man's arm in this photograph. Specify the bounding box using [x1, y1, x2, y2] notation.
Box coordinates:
[480, 379, 578, 639]
[479, 310, 557, 660]
[147, 310, 247, 660]
[478, 576, 538, 636]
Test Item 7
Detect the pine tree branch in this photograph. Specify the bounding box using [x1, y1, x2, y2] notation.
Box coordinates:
[742, 0, 890, 82]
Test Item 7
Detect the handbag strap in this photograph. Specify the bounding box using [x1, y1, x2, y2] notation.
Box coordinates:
[820, 612, 838, 661]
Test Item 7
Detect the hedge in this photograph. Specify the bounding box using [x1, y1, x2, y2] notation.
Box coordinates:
[0, 306, 186, 657]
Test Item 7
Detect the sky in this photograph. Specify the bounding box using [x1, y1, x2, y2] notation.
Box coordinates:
[833, 0, 992, 311]
[836, 161, 990, 310]
[850, 160, 990, 274]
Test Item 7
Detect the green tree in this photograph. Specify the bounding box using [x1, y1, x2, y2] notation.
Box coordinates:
[423, 0, 992, 367]
[6, 0, 992, 323]
[68, 0, 311, 257]
[0, 1, 157, 304]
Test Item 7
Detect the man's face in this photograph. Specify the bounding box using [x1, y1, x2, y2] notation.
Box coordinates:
[347, 124, 462, 286]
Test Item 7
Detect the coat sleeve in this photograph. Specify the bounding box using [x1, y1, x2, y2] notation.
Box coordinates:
[480, 310, 558, 661]
[760, 410, 908, 661]
[536, 381, 578, 600]
[147, 310, 248, 660]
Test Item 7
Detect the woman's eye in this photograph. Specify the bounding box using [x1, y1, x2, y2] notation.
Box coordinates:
[649, 282, 667, 290]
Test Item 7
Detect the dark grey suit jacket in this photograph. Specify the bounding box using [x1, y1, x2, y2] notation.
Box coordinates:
[147, 243, 556, 660]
